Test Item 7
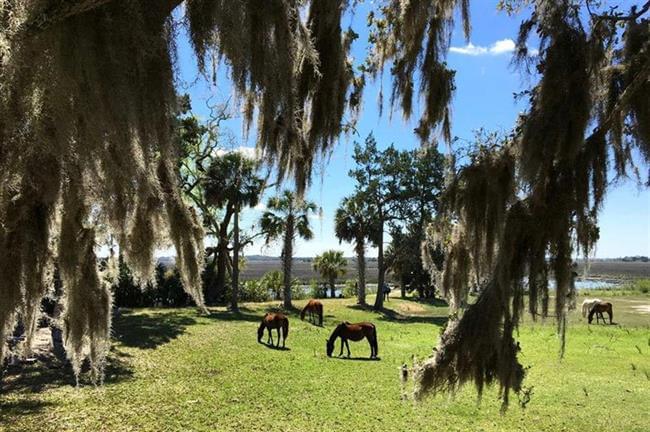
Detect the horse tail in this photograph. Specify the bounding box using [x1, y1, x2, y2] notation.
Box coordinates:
[283, 318, 289, 340]
[608, 302, 613, 321]
[300, 305, 306, 320]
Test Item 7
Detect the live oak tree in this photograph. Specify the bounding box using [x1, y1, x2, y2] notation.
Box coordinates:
[177, 96, 236, 304]
[203, 152, 264, 312]
[386, 146, 445, 299]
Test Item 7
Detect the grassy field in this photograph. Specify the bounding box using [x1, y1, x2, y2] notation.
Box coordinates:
[1, 293, 649, 432]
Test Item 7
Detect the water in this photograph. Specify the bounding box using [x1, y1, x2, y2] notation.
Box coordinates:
[545, 278, 622, 290]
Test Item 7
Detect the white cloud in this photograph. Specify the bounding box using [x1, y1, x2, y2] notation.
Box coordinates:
[216, 146, 258, 160]
[253, 202, 267, 211]
[450, 38, 516, 56]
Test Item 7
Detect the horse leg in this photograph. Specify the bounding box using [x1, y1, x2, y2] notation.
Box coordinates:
[276, 328, 281, 347]
[345, 339, 351, 357]
[338, 338, 344, 357]
[268, 327, 273, 345]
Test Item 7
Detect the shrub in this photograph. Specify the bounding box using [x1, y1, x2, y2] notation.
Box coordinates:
[239, 280, 271, 302]
[259, 270, 284, 300]
[308, 278, 324, 298]
[343, 279, 358, 298]
[291, 279, 306, 300]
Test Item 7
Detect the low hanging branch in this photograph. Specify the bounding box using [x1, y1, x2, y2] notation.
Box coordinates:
[417, 0, 650, 409]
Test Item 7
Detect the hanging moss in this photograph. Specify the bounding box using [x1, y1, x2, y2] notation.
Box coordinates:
[418, 1, 650, 409]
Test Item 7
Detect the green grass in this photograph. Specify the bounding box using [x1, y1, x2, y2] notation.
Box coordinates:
[1, 294, 649, 431]
[582, 278, 650, 297]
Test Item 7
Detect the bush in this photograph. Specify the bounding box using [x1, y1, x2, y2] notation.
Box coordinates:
[634, 279, 650, 294]
[343, 279, 358, 298]
[239, 280, 271, 302]
[308, 278, 324, 298]
[291, 279, 306, 300]
[259, 270, 284, 300]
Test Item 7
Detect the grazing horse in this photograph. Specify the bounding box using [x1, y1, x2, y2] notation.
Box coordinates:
[257, 312, 289, 348]
[300, 299, 323, 326]
[326, 322, 378, 359]
[581, 298, 602, 318]
[588, 302, 613, 325]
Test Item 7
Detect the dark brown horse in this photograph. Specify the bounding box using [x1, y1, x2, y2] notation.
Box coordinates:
[326, 321, 378, 359]
[300, 299, 323, 326]
[588, 301, 613, 324]
[257, 312, 289, 348]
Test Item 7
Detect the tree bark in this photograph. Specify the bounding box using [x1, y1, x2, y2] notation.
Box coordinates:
[211, 206, 233, 302]
[329, 276, 336, 298]
[374, 219, 385, 310]
[356, 240, 366, 305]
[230, 207, 240, 312]
[282, 217, 294, 309]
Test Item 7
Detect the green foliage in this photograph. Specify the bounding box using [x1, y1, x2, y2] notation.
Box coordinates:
[343, 279, 359, 298]
[203, 152, 264, 211]
[238, 280, 271, 303]
[308, 278, 324, 299]
[313, 251, 347, 285]
[112, 255, 142, 308]
[259, 271, 284, 300]
[290, 281, 307, 301]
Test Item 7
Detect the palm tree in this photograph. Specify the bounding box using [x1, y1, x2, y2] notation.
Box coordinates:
[313, 250, 347, 299]
[260, 190, 317, 308]
[334, 195, 378, 305]
[204, 152, 264, 312]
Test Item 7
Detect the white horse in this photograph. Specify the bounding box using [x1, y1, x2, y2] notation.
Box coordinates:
[581, 298, 602, 318]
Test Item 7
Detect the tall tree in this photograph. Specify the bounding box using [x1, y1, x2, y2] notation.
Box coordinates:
[176, 97, 235, 304]
[260, 191, 317, 308]
[349, 134, 407, 310]
[312, 250, 348, 298]
[334, 194, 379, 305]
[386, 146, 445, 298]
[203, 152, 264, 312]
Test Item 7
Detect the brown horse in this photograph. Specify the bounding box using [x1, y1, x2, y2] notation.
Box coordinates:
[300, 299, 323, 326]
[326, 321, 378, 359]
[588, 301, 613, 325]
[257, 312, 289, 348]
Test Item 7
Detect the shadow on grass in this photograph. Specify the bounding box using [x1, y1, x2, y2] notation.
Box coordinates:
[258, 342, 291, 351]
[329, 356, 381, 361]
[113, 311, 197, 349]
[1, 347, 133, 395]
[347, 303, 448, 326]
[0, 399, 54, 421]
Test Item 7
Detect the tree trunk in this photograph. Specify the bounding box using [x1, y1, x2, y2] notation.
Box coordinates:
[282, 218, 294, 309]
[374, 220, 385, 310]
[400, 279, 406, 299]
[213, 207, 234, 303]
[230, 208, 240, 312]
[330, 276, 336, 298]
[356, 240, 366, 305]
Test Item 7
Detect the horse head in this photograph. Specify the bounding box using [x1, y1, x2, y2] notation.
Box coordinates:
[326, 337, 334, 357]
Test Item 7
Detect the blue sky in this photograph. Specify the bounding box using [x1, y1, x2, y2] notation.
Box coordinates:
[174, 2, 649, 259]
